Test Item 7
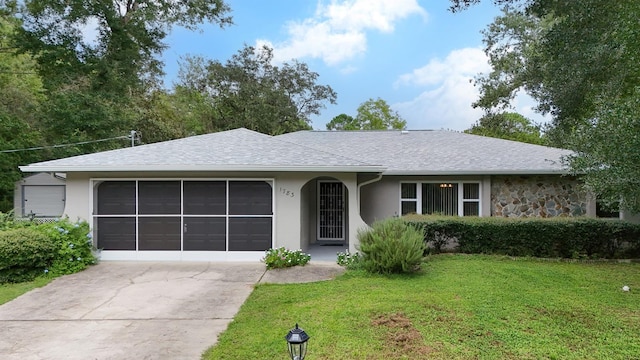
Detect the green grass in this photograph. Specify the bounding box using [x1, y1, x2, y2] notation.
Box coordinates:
[204, 255, 640, 359]
[0, 276, 52, 305]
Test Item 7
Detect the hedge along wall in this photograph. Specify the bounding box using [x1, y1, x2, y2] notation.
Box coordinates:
[491, 175, 590, 218]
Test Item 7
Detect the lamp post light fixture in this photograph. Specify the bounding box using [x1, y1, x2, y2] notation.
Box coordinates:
[285, 323, 310, 360]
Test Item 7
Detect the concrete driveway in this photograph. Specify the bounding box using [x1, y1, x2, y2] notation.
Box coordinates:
[0, 262, 267, 360]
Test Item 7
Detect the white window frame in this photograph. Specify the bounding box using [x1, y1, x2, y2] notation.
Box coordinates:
[399, 181, 482, 217]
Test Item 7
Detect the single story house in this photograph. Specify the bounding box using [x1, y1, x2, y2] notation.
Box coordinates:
[19, 128, 594, 261]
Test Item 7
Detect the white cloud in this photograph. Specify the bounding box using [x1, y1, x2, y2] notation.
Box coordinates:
[393, 47, 490, 130]
[258, 0, 427, 65]
[395, 47, 490, 88]
[394, 47, 550, 131]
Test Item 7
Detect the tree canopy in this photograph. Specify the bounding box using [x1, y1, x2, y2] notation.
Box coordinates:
[459, 0, 640, 212]
[0, 11, 46, 210]
[326, 98, 406, 130]
[0, 1, 233, 211]
[177, 45, 337, 135]
[464, 112, 544, 145]
[18, 0, 232, 91]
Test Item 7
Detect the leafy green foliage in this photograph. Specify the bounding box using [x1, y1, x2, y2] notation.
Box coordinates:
[326, 113, 358, 130]
[326, 98, 407, 130]
[41, 84, 138, 156]
[37, 218, 97, 276]
[0, 217, 96, 283]
[357, 218, 425, 274]
[0, 0, 232, 167]
[566, 91, 640, 213]
[18, 0, 232, 92]
[0, 211, 18, 230]
[0, 227, 56, 283]
[449, 0, 514, 12]
[405, 215, 640, 259]
[469, 1, 640, 211]
[262, 247, 311, 269]
[465, 112, 545, 145]
[0, 12, 47, 211]
[178, 45, 336, 135]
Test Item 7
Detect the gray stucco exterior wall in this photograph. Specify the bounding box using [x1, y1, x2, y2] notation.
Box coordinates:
[359, 175, 492, 224]
[359, 174, 594, 223]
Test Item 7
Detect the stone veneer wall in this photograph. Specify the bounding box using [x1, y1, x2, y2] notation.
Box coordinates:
[491, 175, 588, 218]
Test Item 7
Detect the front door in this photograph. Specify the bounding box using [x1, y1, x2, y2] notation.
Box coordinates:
[317, 181, 345, 242]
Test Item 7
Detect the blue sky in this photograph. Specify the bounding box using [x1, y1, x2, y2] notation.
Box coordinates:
[161, 0, 542, 131]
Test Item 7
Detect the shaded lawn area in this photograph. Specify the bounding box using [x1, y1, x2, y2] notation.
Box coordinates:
[204, 255, 640, 360]
[0, 277, 52, 306]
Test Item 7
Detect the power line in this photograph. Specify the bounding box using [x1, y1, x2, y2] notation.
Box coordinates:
[0, 134, 134, 153]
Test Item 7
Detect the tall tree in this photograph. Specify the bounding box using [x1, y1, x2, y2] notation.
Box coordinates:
[12, 0, 232, 155]
[326, 114, 358, 130]
[0, 10, 46, 211]
[17, 0, 232, 92]
[355, 98, 407, 130]
[326, 98, 406, 130]
[177, 45, 337, 135]
[465, 112, 544, 145]
[455, 0, 640, 211]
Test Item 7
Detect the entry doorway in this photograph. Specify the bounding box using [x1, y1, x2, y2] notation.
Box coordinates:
[317, 181, 346, 242]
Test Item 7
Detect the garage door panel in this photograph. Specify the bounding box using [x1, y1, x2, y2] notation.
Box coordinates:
[228, 217, 272, 251]
[97, 217, 136, 250]
[229, 181, 272, 215]
[183, 217, 226, 251]
[96, 180, 274, 256]
[139, 181, 181, 215]
[97, 182, 136, 215]
[138, 217, 181, 250]
[183, 181, 226, 215]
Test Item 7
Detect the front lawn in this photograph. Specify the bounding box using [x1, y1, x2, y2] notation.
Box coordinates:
[204, 255, 640, 359]
[0, 276, 52, 305]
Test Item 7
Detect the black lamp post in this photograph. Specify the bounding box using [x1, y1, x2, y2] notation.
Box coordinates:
[285, 323, 310, 360]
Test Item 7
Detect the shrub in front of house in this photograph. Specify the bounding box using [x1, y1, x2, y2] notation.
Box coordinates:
[262, 247, 311, 269]
[36, 218, 97, 276]
[0, 227, 57, 283]
[404, 215, 640, 259]
[357, 218, 426, 274]
[0, 217, 97, 283]
[0, 211, 21, 231]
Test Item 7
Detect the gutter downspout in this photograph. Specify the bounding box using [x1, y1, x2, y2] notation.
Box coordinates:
[349, 172, 383, 253]
[357, 172, 383, 211]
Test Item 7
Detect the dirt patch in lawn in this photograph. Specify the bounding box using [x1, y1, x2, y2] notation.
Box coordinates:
[371, 312, 439, 357]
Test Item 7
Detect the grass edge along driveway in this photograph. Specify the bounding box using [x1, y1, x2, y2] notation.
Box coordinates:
[205, 255, 640, 360]
[0, 277, 51, 305]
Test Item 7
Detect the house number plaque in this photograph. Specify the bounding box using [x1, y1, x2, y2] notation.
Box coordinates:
[279, 187, 295, 198]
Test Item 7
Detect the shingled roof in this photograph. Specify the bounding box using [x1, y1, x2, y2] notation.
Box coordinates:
[20, 128, 382, 173]
[20, 128, 571, 175]
[276, 130, 571, 175]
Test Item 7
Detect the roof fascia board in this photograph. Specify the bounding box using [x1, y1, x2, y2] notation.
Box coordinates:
[382, 170, 570, 176]
[19, 164, 386, 173]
